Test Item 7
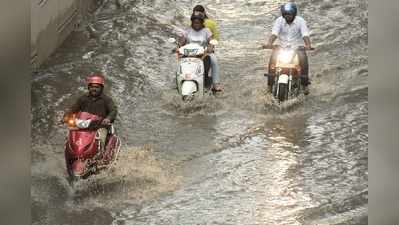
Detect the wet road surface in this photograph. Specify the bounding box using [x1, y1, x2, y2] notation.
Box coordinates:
[32, 0, 368, 224]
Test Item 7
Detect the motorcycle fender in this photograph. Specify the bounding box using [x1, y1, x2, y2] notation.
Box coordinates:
[72, 160, 86, 177]
[181, 81, 197, 96]
[278, 74, 289, 84]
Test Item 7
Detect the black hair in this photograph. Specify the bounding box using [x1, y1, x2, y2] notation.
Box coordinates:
[193, 5, 208, 18]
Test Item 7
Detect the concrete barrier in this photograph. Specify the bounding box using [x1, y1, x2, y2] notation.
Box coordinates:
[31, 0, 99, 68]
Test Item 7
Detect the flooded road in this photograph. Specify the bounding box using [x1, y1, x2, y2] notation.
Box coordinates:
[32, 0, 368, 224]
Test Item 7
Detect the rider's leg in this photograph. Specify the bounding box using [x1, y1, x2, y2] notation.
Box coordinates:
[97, 128, 108, 152]
[209, 53, 222, 90]
[267, 49, 278, 92]
[297, 49, 309, 93]
[203, 56, 212, 88]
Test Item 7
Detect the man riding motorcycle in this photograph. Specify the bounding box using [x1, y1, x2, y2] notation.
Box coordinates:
[262, 2, 313, 95]
[63, 74, 117, 152]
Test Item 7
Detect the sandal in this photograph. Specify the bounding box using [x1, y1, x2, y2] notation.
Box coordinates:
[213, 83, 223, 91]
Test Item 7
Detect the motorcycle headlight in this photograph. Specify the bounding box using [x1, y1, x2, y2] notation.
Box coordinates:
[278, 50, 295, 64]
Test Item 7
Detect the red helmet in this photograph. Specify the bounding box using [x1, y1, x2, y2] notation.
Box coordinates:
[86, 74, 105, 86]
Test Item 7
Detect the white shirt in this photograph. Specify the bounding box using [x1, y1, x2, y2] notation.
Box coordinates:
[271, 16, 310, 48]
[183, 28, 212, 47]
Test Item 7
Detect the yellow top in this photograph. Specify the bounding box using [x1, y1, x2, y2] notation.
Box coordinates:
[204, 18, 220, 41]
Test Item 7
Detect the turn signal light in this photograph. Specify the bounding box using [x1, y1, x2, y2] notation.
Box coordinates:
[64, 114, 76, 127]
[68, 119, 75, 126]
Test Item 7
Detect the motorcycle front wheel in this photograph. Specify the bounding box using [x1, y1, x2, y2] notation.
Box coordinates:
[277, 83, 288, 102]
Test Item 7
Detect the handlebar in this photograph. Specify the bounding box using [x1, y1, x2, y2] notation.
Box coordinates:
[261, 44, 279, 50]
[60, 117, 111, 129]
[261, 45, 315, 51]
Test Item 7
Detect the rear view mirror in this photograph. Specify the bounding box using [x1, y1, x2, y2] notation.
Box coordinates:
[168, 38, 176, 43]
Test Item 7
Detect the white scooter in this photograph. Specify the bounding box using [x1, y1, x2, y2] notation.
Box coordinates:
[169, 38, 218, 101]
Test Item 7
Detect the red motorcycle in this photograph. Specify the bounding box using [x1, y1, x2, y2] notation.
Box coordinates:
[63, 112, 121, 180]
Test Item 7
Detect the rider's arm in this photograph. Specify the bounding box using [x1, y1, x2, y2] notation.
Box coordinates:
[205, 28, 214, 52]
[262, 34, 277, 49]
[105, 97, 118, 123]
[178, 36, 186, 47]
[207, 40, 214, 52]
[263, 18, 281, 48]
[303, 36, 312, 49]
[300, 18, 312, 49]
[266, 34, 278, 46]
[178, 29, 189, 47]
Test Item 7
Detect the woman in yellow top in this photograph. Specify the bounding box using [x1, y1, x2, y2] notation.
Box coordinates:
[193, 5, 222, 91]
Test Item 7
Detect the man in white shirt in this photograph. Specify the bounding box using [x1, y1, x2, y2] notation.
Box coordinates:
[263, 2, 313, 95]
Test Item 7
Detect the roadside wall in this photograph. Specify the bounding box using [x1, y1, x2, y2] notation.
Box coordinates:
[31, 0, 99, 67]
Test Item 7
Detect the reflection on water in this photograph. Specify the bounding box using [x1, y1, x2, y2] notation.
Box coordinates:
[32, 0, 367, 224]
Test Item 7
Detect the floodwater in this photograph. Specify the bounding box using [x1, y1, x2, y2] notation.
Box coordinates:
[31, 0, 368, 224]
